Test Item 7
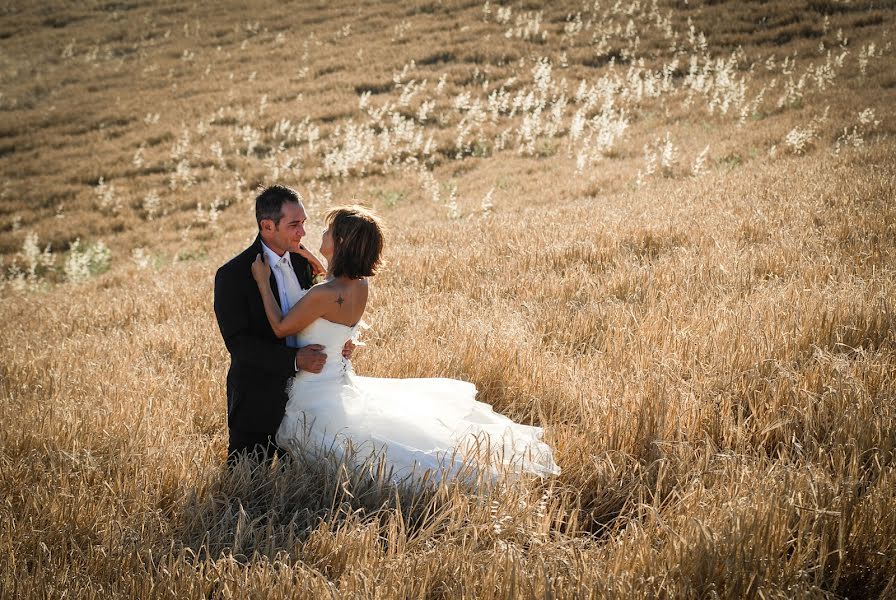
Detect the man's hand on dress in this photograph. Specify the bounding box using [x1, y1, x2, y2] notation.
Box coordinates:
[342, 340, 355, 360]
[295, 344, 326, 373]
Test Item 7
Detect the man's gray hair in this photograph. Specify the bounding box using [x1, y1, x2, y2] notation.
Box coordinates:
[255, 185, 302, 228]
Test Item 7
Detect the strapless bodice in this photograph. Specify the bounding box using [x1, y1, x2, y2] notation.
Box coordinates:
[294, 318, 361, 383]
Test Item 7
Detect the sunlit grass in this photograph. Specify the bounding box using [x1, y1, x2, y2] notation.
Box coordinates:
[1, 0, 894, 597]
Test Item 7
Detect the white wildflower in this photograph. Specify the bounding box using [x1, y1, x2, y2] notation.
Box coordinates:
[447, 186, 460, 219]
[64, 239, 110, 283]
[784, 126, 816, 154]
[481, 187, 494, 215]
[9, 231, 54, 289]
[131, 247, 152, 269]
[692, 145, 710, 177]
[142, 190, 161, 220]
[132, 144, 145, 169]
[94, 177, 122, 215]
[858, 108, 879, 127]
[659, 132, 678, 173]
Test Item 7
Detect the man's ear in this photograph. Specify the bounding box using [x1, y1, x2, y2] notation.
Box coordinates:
[260, 219, 273, 233]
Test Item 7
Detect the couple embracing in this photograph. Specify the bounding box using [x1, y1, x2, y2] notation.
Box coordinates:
[214, 185, 559, 482]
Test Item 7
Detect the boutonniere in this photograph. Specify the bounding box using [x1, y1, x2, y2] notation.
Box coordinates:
[312, 273, 327, 285]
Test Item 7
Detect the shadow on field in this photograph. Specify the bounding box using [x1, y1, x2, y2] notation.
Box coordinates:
[171, 443, 474, 563]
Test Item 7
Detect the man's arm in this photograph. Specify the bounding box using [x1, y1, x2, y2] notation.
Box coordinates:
[214, 265, 297, 376]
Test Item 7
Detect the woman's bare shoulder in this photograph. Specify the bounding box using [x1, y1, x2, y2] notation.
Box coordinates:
[308, 279, 337, 296]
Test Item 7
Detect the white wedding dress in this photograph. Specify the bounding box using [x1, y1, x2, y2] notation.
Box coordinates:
[275, 318, 560, 483]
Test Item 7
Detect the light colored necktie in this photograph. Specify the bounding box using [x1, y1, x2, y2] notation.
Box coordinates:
[274, 255, 302, 348]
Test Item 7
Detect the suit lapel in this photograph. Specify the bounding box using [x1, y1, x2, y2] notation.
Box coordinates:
[252, 236, 283, 310]
[269, 271, 282, 310]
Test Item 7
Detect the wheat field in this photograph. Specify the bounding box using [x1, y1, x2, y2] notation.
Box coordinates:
[1, 0, 895, 598]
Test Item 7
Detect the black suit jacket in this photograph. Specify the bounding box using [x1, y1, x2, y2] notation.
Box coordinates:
[213, 236, 313, 434]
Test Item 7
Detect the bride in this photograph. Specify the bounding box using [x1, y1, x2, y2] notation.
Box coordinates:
[250, 205, 560, 482]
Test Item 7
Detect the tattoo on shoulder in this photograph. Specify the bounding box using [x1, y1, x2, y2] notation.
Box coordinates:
[336, 294, 345, 306]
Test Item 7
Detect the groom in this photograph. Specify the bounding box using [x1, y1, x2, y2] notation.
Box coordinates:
[214, 184, 352, 464]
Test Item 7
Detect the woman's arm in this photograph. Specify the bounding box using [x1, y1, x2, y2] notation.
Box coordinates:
[295, 244, 326, 277]
[251, 253, 329, 338]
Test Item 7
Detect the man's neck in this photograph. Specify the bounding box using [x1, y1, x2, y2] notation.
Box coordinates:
[260, 238, 287, 258]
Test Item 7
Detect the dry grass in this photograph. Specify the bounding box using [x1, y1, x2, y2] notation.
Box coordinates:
[1, 0, 895, 597]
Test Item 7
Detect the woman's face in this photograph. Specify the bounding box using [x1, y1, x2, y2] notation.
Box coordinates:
[320, 225, 334, 260]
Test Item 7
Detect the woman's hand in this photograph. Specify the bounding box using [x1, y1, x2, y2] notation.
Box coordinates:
[296, 244, 326, 277]
[251, 253, 271, 284]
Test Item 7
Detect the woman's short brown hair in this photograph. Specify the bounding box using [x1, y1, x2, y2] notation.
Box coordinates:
[326, 205, 384, 279]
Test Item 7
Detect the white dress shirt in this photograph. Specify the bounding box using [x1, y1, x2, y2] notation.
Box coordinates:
[260, 241, 307, 315]
[260, 241, 307, 370]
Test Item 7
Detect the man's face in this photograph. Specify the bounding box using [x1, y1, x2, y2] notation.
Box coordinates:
[262, 201, 307, 255]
